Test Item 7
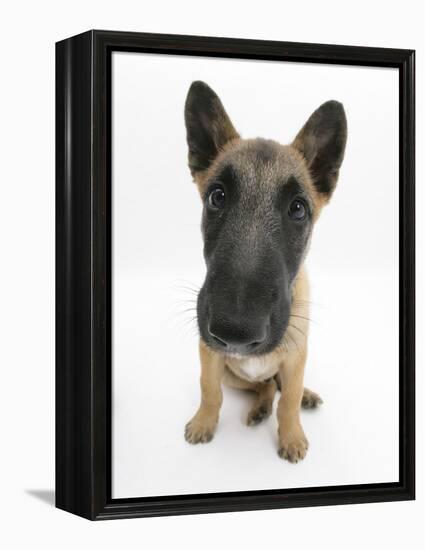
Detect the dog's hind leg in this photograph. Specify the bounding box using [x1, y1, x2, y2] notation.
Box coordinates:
[224, 367, 277, 426]
[274, 374, 323, 409]
[301, 387, 323, 409]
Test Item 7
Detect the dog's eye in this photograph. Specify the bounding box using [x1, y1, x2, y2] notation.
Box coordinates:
[208, 186, 226, 210]
[288, 199, 307, 221]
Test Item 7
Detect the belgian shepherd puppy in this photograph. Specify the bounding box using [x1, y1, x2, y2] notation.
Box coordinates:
[184, 81, 347, 462]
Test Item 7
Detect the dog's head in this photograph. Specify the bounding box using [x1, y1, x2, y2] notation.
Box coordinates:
[185, 81, 347, 357]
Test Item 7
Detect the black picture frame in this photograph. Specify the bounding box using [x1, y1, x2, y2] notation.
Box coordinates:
[56, 30, 415, 520]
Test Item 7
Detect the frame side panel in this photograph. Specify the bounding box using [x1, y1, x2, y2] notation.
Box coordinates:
[55, 32, 95, 520]
[399, 51, 415, 498]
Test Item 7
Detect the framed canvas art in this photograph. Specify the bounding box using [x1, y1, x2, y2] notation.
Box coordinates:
[56, 30, 415, 520]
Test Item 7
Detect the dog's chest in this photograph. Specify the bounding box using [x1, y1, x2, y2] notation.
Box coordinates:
[227, 356, 279, 383]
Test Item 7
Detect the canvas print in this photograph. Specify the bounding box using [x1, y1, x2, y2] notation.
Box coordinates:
[112, 53, 399, 498]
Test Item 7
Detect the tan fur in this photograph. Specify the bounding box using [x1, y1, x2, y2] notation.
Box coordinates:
[185, 341, 225, 444]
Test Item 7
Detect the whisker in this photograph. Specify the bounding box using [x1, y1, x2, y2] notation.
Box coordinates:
[288, 323, 306, 338]
[177, 315, 200, 338]
[292, 299, 312, 306]
[285, 330, 300, 352]
[292, 298, 324, 311]
[182, 315, 198, 326]
[174, 286, 199, 295]
[172, 279, 201, 290]
[289, 313, 316, 324]
[275, 341, 288, 355]
[175, 307, 197, 315]
[171, 298, 197, 307]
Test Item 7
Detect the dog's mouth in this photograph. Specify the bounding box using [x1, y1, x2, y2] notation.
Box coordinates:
[201, 330, 285, 358]
[208, 324, 269, 355]
[198, 313, 288, 358]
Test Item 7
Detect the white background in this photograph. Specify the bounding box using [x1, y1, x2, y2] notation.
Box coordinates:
[0, 1, 423, 548]
[112, 53, 399, 497]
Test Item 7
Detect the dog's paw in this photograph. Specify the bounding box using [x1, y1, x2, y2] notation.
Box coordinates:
[247, 401, 273, 426]
[302, 388, 323, 409]
[185, 415, 217, 444]
[278, 425, 309, 463]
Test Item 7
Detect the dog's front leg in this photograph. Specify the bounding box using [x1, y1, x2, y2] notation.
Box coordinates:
[185, 341, 225, 444]
[277, 349, 308, 463]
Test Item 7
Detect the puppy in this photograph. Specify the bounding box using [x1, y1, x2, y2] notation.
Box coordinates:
[183, 81, 347, 462]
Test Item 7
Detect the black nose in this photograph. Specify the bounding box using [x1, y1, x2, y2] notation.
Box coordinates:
[208, 318, 268, 354]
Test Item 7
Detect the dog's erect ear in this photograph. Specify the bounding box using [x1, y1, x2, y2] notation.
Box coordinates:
[292, 101, 347, 200]
[185, 81, 240, 177]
